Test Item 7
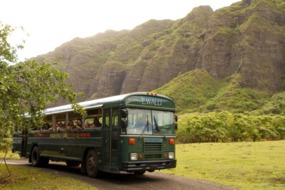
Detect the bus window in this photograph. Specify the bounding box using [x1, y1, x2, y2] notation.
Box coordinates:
[85, 108, 103, 129]
[112, 109, 119, 128]
[104, 110, 110, 127]
[152, 111, 174, 134]
[85, 117, 102, 128]
[125, 108, 175, 135]
[67, 120, 75, 130]
[56, 121, 66, 131]
[41, 123, 48, 130]
[43, 115, 52, 130]
[83, 118, 92, 128]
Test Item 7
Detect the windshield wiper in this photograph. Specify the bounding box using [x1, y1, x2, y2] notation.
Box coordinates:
[140, 115, 149, 137]
[153, 116, 160, 132]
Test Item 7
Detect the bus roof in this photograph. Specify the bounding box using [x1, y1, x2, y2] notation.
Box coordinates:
[43, 92, 174, 115]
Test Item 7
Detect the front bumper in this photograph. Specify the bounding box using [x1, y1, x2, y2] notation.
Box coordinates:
[121, 159, 176, 171]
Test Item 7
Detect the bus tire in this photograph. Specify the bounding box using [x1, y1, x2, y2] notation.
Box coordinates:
[85, 149, 100, 178]
[31, 146, 49, 167]
[31, 146, 41, 167]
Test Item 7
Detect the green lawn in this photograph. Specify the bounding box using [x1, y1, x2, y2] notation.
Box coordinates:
[0, 163, 96, 190]
[160, 140, 285, 190]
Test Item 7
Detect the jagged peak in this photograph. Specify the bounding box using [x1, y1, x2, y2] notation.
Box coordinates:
[182, 6, 213, 28]
[184, 6, 213, 22]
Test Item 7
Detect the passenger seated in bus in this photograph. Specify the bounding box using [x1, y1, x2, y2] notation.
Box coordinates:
[42, 123, 50, 130]
[91, 117, 102, 128]
[66, 120, 75, 130]
[57, 122, 66, 132]
[83, 121, 90, 129]
[48, 123, 58, 132]
[74, 119, 83, 130]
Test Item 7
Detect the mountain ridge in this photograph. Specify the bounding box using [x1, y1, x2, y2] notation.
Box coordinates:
[34, 0, 285, 112]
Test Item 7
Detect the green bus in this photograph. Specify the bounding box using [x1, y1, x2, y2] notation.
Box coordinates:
[13, 92, 177, 177]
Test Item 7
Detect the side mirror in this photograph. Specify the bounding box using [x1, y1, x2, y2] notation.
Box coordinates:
[120, 109, 128, 128]
[121, 120, 128, 128]
[120, 109, 128, 119]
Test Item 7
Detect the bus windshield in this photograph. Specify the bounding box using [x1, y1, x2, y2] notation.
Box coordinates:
[126, 108, 175, 135]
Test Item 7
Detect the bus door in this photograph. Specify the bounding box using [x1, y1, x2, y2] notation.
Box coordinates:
[103, 108, 120, 171]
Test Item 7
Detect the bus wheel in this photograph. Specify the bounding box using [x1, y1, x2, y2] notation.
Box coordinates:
[66, 160, 80, 167]
[85, 149, 100, 178]
[31, 146, 41, 167]
[134, 170, 146, 175]
[31, 146, 49, 167]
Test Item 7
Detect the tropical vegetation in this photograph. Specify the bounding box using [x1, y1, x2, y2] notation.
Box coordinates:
[155, 69, 285, 143]
[0, 22, 83, 161]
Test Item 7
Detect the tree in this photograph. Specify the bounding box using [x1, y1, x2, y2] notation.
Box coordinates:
[0, 23, 84, 161]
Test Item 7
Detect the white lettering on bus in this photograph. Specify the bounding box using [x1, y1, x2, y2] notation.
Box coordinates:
[142, 97, 163, 106]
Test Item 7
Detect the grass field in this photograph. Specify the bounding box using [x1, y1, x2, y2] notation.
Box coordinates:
[160, 140, 285, 190]
[0, 152, 96, 190]
[0, 164, 97, 190]
[1, 141, 285, 190]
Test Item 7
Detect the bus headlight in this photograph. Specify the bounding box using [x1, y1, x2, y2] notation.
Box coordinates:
[130, 153, 138, 160]
[168, 152, 174, 159]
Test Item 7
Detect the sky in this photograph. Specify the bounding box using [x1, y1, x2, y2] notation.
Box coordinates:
[1, 0, 239, 61]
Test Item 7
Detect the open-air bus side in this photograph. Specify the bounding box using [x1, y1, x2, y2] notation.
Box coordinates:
[12, 92, 177, 177]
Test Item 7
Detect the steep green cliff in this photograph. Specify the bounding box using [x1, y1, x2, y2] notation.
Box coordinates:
[34, 0, 285, 113]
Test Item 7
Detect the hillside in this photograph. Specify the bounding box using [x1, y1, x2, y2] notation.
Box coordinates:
[34, 0, 285, 113]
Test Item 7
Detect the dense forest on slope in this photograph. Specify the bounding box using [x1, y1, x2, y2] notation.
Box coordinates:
[34, 0, 285, 142]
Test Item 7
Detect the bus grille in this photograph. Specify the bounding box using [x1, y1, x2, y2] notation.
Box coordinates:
[145, 154, 162, 159]
[144, 142, 162, 152]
